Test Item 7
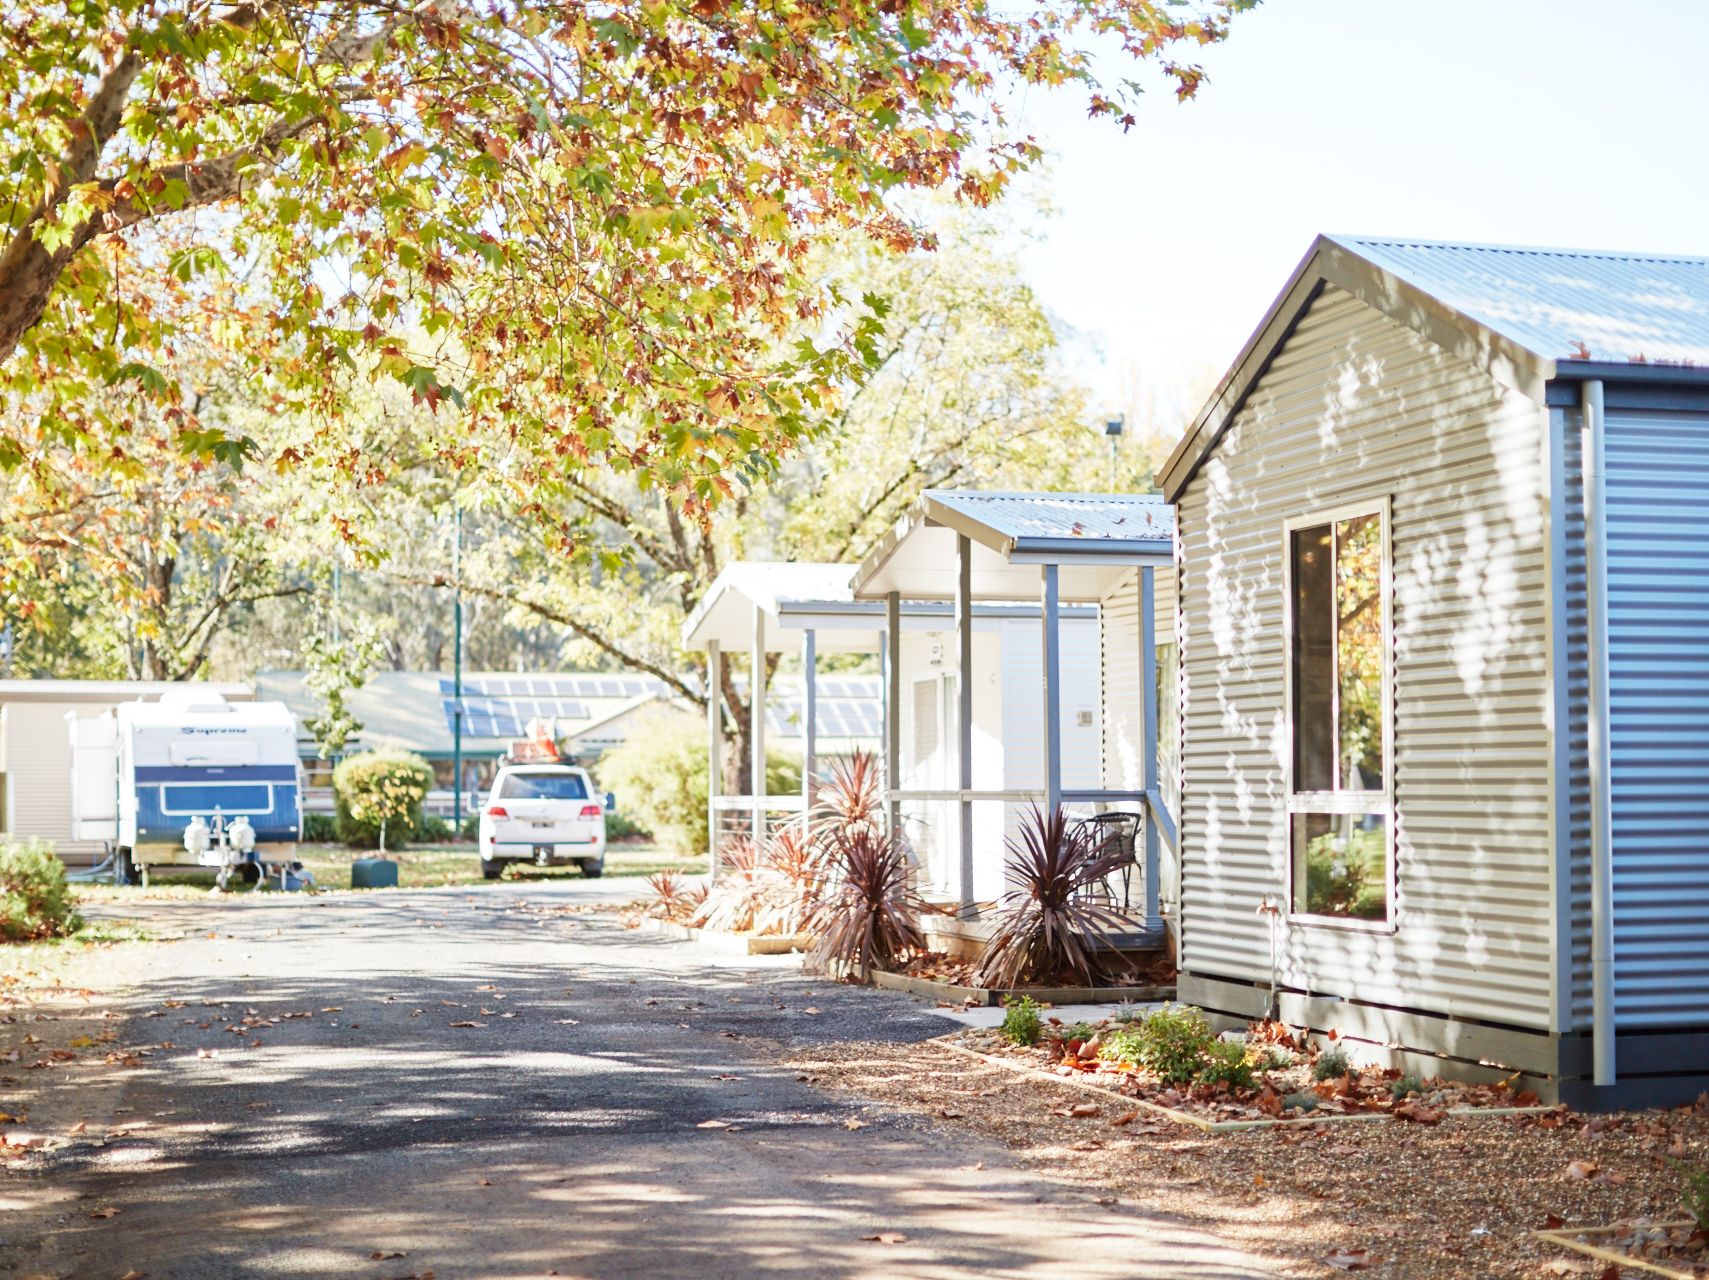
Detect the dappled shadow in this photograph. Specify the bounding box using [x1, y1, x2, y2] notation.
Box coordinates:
[7, 892, 1281, 1277]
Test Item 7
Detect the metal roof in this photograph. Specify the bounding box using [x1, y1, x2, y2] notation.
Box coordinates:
[923, 491, 1174, 552]
[1331, 234, 1709, 366]
[0, 679, 253, 704]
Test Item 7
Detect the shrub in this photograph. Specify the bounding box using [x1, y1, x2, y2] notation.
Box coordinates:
[1282, 1089, 1319, 1113]
[1312, 1045, 1353, 1081]
[597, 710, 798, 857]
[300, 812, 337, 842]
[1390, 1072, 1425, 1099]
[1196, 1039, 1255, 1090]
[604, 810, 649, 841]
[416, 814, 452, 842]
[1000, 995, 1042, 1047]
[1100, 1003, 1215, 1085]
[647, 871, 693, 921]
[805, 825, 925, 979]
[333, 750, 434, 851]
[0, 841, 80, 942]
[975, 805, 1129, 989]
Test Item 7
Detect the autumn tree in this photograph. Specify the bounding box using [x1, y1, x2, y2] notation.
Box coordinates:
[1, 0, 1252, 548]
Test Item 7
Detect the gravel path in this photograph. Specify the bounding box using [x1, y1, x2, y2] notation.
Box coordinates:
[1, 883, 1281, 1279]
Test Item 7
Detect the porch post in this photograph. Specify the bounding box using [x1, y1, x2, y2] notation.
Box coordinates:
[1042, 563, 1062, 816]
[885, 591, 901, 839]
[802, 628, 818, 818]
[955, 533, 975, 919]
[1140, 565, 1161, 929]
[706, 640, 722, 883]
[751, 603, 767, 842]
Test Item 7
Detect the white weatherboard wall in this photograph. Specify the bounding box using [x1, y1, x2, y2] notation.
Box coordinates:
[1176, 284, 1556, 1031]
[1100, 566, 1178, 796]
[897, 617, 1099, 901]
[1601, 410, 1709, 1028]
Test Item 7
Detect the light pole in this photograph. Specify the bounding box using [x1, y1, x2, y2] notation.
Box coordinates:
[1104, 413, 1125, 491]
[452, 508, 464, 833]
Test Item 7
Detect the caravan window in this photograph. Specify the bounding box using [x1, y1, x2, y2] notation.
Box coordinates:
[1285, 503, 1393, 925]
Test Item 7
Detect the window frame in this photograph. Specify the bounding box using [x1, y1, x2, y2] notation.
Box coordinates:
[1281, 497, 1396, 932]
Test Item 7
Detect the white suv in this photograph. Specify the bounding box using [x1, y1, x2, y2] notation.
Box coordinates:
[478, 764, 609, 880]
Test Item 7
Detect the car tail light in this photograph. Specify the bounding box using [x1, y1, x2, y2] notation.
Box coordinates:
[485, 805, 508, 819]
[578, 805, 603, 819]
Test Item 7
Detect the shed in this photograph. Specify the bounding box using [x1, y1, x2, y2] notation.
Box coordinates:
[0, 680, 254, 867]
[1160, 233, 1709, 1106]
[851, 492, 1176, 934]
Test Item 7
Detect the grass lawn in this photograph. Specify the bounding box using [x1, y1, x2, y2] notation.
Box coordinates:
[70, 841, 704, 899]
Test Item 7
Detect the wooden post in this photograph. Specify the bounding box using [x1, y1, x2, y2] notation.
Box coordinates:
[706, 640, 721, 883]
[751, 603, 766, 842]
[1042, 563, 1062, 817]
[956, 533, 975, 919]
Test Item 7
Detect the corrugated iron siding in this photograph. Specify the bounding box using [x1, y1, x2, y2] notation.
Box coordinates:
[1177, 284, 1556, 1030]
[0, 702, 106, 864]
[1604, 410, 1709, 1027]
[1101, 570, 1181, 906]
[1558, 406, 1594, 1033]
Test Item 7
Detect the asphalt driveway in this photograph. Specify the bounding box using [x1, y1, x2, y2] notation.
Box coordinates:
[1, 882, 1277, 1279]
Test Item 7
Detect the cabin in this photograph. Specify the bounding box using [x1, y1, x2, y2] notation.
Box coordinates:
[849, 492, 1176, 946]
[1160, 234, 1709, 1107]
[681, 559, 1099, 908]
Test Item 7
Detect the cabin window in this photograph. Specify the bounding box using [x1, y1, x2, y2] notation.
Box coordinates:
[1286, 504, 1391, 924]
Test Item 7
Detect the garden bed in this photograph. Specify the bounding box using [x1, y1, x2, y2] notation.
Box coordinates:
[635, 917, 809, 955]
[1534, 1220, 1709, 1278]
[945, 1008, 1560, 1132]
[870, 969, 1174, 1008]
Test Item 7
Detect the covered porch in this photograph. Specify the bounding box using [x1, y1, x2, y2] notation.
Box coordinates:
[851, 490, 1177, 946]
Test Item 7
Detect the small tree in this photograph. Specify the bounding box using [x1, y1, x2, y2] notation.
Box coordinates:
[333, 750, 433, 853]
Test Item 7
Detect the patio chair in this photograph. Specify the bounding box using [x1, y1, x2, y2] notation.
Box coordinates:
[1071, 811, 1143, 911]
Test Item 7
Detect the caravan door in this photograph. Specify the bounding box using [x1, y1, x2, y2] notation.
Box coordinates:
[66, 711, 119, 843]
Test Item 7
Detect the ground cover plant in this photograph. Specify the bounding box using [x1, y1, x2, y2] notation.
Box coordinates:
[954, 1008, 1554, 1127]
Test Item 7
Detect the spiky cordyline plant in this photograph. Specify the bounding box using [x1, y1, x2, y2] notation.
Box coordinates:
[975, 805, 1129, 990]
[808, 826, 927, 980]
[812, 750, 883, 838]
[646, 870, 690, 921]
[693, 836, 766, 933]
[754, 820, 827, 937]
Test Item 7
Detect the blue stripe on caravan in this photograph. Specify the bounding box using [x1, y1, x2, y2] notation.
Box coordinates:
[134, 765, 299, 783]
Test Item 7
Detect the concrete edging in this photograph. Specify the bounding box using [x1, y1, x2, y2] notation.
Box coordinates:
[1532, 1224, 1699, 1280]
[870, 969, 1174, 1007]
[637, 918, 809, 955]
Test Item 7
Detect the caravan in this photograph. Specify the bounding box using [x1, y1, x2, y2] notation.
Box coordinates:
[69, 689, 306, 888]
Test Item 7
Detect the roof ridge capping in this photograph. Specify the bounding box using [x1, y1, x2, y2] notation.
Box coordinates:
[1330, 232, 1709, 267]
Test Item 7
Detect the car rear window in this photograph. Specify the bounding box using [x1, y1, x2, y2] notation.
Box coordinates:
[496, 772, 589, 801]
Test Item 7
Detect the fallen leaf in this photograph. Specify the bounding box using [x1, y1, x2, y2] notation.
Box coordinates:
[121, 1271, 146, 1280]
[1325, 1249, 1382, 1271]
[1563, 1159, 1599, 1180]
[371, 1251, 406, 1260]
[1110, 1111, 1139, 1127]
[68, 1121, 87, 1135]
[448, 1021, 486, 1029]
[939, 1108, 964, 1119]
[861, 1233, 907, 1244]
[697, 1120, 733, 1129]
[90, 1205, 122, 1219]
[1068, 1103, 1099, 1118]
[844, 1119, 866, 1130]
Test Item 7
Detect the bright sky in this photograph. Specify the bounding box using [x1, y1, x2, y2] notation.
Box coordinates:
[1016, 0, 1709, 430]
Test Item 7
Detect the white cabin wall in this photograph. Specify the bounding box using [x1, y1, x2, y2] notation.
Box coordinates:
[1176, 284, 1556, 1031]
[0, 702, 105, 864]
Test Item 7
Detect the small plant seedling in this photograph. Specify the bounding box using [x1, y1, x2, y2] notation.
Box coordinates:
[1000, 995, 1042, 1047]
[1390, 1073, 1424, 1100]
[1058, 1021, 1098, 1044]
[1668, 1158, 1709, 1232]
[1312, 1045, 1353, 1081]
[1112, 1006, 1142, 1025]
[1195, 1039, 1255, 1090]
[1282, 1089, 1319, 1112]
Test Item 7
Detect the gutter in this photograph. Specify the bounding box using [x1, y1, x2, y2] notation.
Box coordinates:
[1581, 379, 1617, 1088]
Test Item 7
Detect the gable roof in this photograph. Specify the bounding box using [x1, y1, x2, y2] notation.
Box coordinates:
[1160, 234, 1709, 501]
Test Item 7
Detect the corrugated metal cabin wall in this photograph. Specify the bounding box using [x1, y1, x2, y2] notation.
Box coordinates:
[1600, 406, 1709, 1029]
[1555, 401, 1593, 1034]
[1176, 284, 1559, 1032]
[0, 701, 106, 863]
